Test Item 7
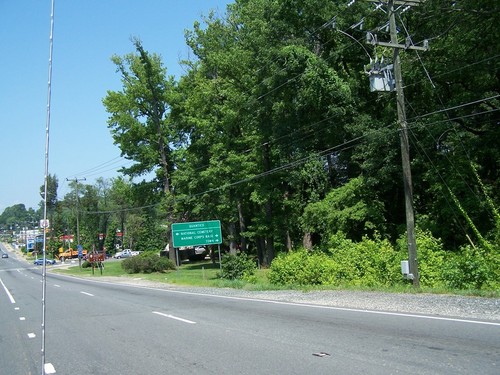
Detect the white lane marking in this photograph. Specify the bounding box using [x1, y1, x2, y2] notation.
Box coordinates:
[152, 311, 196, 324]
[44, 363, 56, 374]
[54, 284, 61, 288]
[15, 307, 20, 310]
[157, 292, 500, 327]
[19, 317, 26, 321]
[28, 333, 36, 338]
[54, 274, 500, 327]
[147, 289, 500, 327]
[80, 291, 94, 297]
[0, 277, 16, 303]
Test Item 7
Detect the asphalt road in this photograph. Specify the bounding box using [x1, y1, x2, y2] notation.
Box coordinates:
[1, 244, 499, 375]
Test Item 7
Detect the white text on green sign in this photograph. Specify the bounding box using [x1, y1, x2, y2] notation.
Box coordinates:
[172, 220, 222, 247]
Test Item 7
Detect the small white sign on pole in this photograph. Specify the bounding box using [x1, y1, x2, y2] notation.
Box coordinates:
[39, 219, 50, 228]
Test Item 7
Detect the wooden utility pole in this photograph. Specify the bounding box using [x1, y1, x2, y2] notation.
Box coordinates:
[389, 0, 419, 287]
[366, 0, 428, 287]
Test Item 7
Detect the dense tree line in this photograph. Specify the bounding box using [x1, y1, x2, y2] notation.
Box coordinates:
[2, 1, 497, 284]
[104, 0, 499, 264]
[0, 204, 39, 230]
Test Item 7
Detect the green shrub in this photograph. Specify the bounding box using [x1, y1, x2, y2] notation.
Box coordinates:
[121, 252, 175, 274]
[396, 229, 447, 288]
[218, 253, 256, 280]
[268, 249, 337, 286]
[327, 232, 402, 287]
[442, 245, 490, 290]
[269, 230, 498, 291]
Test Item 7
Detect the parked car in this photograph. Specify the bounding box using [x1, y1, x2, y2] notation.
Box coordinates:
[113, 249, 135, 259]
[1, 253, 8, 258]
[160, 244, 209, 261]
[34, 258, 57, 265]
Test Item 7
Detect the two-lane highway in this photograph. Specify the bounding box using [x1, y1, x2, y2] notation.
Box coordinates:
[1, 244, 499, 374]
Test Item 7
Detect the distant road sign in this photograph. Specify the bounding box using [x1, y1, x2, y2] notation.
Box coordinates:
[172, 220, 222, 248]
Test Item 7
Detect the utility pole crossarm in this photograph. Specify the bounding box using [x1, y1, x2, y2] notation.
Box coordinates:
[367, 35, 429, 51]
[365, 0, 425, 6]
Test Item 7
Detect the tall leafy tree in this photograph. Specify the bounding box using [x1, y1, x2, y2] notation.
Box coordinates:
[174, 0, 359, 263]
[390, 0, 500, 247]
[103, 38, 179, 261]
[103, 38, 177, 195]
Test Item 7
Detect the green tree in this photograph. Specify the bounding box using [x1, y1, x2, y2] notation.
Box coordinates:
[0, 204, 29, 228]
[103, 38, 178, 261]
[103, 38, 177, 194]
[302, 176, 386, 244]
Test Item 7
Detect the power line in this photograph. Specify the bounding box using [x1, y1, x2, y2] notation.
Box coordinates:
[78, 101, 493, 217]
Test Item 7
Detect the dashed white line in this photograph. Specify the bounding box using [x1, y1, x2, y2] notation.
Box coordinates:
[152, 311, 196, 324]
[80, 291, 94, 297]
[28, 333, 36, 339]
[19, 317, 26, 321]
[44, 363, 56, 374]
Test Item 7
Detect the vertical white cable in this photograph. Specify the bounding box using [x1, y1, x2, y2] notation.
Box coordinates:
[41, 0, 55, 373]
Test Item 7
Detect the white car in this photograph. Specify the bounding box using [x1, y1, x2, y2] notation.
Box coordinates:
[113, 249, 134, 259]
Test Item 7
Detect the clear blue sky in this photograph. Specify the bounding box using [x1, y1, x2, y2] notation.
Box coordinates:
[0, 0, 232, 214]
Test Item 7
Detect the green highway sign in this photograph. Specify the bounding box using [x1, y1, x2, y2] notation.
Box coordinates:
[172, 220, 222, 248]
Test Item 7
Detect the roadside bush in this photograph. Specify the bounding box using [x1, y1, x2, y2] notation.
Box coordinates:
[327, 232, 402, 287]
[218, 253, 256, 280]
[121, 252, 175, 274]
[396, 229, 447, 288]
[442, 245, 490, 290]
[268, 249, 337, 286]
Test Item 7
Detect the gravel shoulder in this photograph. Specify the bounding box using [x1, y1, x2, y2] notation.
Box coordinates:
[89, 275, 500, 323]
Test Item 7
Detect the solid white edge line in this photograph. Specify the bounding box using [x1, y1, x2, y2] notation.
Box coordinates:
[153, 311, 196, 324]
[0, 277, 16, 304]
[52, 274, 500, 327]
[152, 290, 500, 327]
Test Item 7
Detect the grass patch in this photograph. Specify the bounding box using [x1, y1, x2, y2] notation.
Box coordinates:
[56, 260, 125, 277]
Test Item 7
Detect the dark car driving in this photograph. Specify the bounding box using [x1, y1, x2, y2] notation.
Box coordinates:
[34, 258, 57, 265]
